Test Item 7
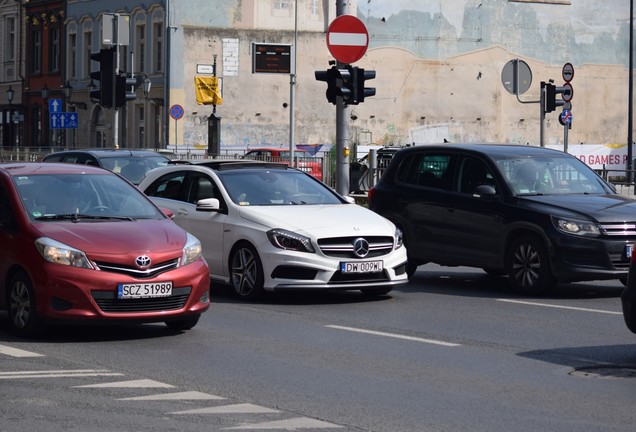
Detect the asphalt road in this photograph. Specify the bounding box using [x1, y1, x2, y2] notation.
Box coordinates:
[1, 264, 635, 432]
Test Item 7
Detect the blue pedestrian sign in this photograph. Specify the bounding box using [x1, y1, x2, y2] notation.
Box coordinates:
[50, 112, 79, 129]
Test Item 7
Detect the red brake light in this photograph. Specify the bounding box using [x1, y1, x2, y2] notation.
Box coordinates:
[368, 187, 375, 201]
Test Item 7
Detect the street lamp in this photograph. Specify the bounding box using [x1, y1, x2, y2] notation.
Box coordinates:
[62, 80, 73, 101]
[41, 84, 50, 100]
[62, 80, 87, 110]
[142, 76, 164, 106]
[6, 86, 14, 147]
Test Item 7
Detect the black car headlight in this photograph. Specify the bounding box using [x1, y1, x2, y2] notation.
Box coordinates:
[267, 228, 315, 253]
[552, 216, 600, 237]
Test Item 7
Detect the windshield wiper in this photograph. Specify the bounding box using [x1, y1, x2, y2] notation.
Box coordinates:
[35, 214, 135, 221]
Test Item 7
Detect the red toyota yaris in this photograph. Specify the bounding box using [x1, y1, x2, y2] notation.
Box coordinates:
[0, 162, 210, 338]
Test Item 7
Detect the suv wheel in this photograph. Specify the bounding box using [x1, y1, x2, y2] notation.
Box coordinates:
[506, 234, 555, 294]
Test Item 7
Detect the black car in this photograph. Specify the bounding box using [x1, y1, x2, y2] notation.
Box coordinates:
[622, 253, 636, 333]
[42, 149, 170, 185]
[368, 143, 636, 294]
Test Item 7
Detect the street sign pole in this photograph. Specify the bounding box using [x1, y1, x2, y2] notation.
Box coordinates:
[335, 5, 348, 196]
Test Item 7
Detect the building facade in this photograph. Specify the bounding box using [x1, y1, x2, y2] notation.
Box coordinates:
[0, 0, 633, 153]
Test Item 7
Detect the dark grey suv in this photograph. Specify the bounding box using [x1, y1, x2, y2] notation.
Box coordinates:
[42, 149, 170, 185]
[368, 143, 636, 294]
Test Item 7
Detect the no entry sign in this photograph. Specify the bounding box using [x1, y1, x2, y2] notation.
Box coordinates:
[327, 15, 369, 64]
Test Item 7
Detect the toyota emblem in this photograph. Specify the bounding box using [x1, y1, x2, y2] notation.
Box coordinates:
[135, 255, 151, 269]
[352, 238, 369, 258]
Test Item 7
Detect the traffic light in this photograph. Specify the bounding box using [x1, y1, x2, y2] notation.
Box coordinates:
[314, 65, 356, 105]
[544, 81, 571, 113]
[315, 68, 338, 104]
[89, 47, 115, 108]
[115, 74, 138, 108]
[353, 67, 376, 104]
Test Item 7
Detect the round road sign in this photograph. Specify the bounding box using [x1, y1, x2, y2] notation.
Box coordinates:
[562, 82, 573, 102]
[170, 104, 184, 120]
[327, 15, 369, 64]
[559, 109, 573, 126]
[501, 59, 532, 95]
[562, 62, 574, 82]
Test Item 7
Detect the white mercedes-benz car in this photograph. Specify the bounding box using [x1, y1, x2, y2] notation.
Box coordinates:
[138, 160, 408, 300]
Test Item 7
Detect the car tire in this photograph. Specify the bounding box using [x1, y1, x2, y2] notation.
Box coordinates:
[7, 271, 45, 338]
[506, 234, 555, 294]
[230, 242, 265, 301]
[165, 315, 200, 331]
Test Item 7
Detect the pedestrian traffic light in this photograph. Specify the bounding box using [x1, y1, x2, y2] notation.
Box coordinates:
[89, 47, 115, 108]
[353, 67, 376, 104]
[544, 81, 571, 114]
[115, 74, 138, 108]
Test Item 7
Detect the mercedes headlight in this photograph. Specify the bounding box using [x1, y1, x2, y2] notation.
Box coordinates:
[395, 227, 404, 249]
[267, 228, 315, 253]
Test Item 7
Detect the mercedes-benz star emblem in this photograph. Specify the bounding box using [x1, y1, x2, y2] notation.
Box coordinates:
[352, 238, 369, 258]
[135, 255, 151, 269]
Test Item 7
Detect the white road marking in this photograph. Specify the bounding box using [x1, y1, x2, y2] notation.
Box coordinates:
[497, 299, 623, 315]
[118, 391, 224, 401]
[74, 379, 174, 388]
[326, 325, 461, 347]
[0, 370, 123, 379]
[225, 417, 343, 430]
[171, 403, 279, 415]
[0, 344, 45, 358]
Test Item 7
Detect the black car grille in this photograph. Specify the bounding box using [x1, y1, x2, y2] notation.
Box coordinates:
[93, 258, 180, 279]
[329, 270, 390, 284]
[91, 287, 191, 313]
[609, 253, 631, 270]
[599, 222, 636, 236]
[318, 236, 394, 259]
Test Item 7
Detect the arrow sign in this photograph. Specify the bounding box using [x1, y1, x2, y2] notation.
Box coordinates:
[326, 15, 369, 64]
[49, 98, 62, 113]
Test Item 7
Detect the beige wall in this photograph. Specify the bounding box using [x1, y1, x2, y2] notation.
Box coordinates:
[179, 26, 627, 151]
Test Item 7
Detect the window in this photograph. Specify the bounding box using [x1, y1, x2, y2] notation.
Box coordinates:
[153, 22, 163, 73]
[396, 152, 451, 190]
[68, 33, 77, 79]
[4, 16, 16, 62]
[84, 31, 92, 78]
[458, 158, 495, 194]
[31, 28, 42, 74]
[0, 185, 15, 231]
[135, 24, 145, 73]
[272, 0, 291, 17]
[49, 26, 60, 73]
[309, 0, 320, 17]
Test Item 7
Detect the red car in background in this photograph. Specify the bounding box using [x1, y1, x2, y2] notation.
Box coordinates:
[244, 147, 323, 180]
[0, 162, 210, 337]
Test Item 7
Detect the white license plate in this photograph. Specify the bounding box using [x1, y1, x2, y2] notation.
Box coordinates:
[627, 244, 633, 259]
[340, 261, 384, 273]
[117, 282, 173, 299]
